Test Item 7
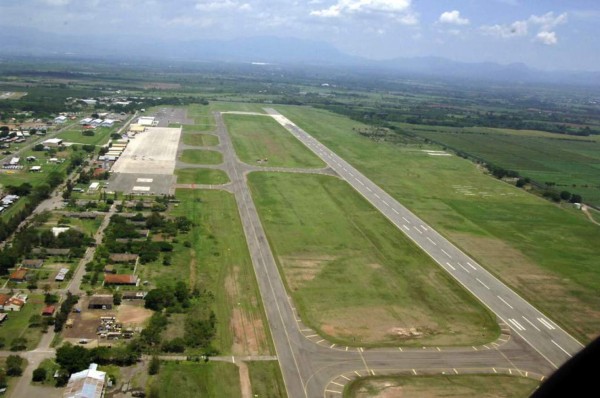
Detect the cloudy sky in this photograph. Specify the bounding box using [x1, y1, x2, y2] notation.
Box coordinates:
[2, 0, 599, 70]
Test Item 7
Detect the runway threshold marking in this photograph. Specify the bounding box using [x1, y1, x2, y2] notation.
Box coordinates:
[522, 316, 541, 331]
[497, 296, 514, 309]
[476, 278, 490, 289]
[538, 318, 556, 330]
[441, 249, 452, 258]
[551, 340, 572, 357]
[445, 262, 456, 271]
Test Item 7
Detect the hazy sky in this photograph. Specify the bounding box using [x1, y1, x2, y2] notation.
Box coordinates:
[2, 0, 600, 70]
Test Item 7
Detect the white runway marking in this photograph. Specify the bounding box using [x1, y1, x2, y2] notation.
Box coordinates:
[366, 187, 372, 192]
[420, 225, 428, 231]
[441, 249, 452, 258]
[382, 200, 389, 206]
[374, 193, 380, 199]
[403, 225, 410, 231]
[426, 237, 437, 245]
[551, 340, 572, 357]
[476, 278, 489, 289]
[457, 263, 470, 273]
[356, 179, 364, 186]
[522, 316, 541, 331]
[445, 262, 456, 271]
[349, 172, 354, 177]
[466, 262, 477, 270]
[538, 318, 556, 330]
[392, 208, 399, 214]
[413, 227, 423, 234]
[402, 216, 410, 223]
[509, 318, 526, 331]
[497, 296, 514, 309]
[132, 186, 151, 192]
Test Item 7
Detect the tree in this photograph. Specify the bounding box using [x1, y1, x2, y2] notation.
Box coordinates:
[559, 191, 572, 201]
[113, 291, 122, 306]
[148, 356, 160, 375]
[56, 343, 92, 374]
[6, 355, 24, 376]
[32, 367, 47, 382]
[29, 314, 43, 327]
[570, 194, 583, 203]
[0, 370, 7, 389]
[10, 337, 28, 351]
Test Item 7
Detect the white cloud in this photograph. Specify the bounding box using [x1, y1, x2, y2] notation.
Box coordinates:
[311, 0, 413, 19]
[481, 12, 567, 43]
[439, 10, 469, 26]
[195, 0, 251, 12]
[536, 31, 557, 45]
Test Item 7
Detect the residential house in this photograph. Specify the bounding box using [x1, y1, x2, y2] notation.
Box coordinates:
[63, 363, 107, 398]
[9, 269, 28, 282]
[21, 259, 44, 269]
[104, 274, 138, 286]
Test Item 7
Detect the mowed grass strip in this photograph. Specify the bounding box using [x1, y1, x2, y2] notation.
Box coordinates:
[249, 173, 498, 346]
[183, 132, 219, 147]
[344, 375, 539, 398]
[156, 361, 241, 398]
[225, 114, 325, 168]
[57, 126, 114, 146]
[175, 168, 230, 185]
[168, 189, 273, 355]
[180, 149, 223, 165]
[278, 105, 600, 343]
[247, 361, 288, 398]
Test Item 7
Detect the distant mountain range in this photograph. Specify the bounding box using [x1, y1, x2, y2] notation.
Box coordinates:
[2, 28, 599, 86]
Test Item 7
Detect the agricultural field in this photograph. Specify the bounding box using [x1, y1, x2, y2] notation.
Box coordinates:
[344, 375, 539, 398]
[156, 189, 272, 356]
[249, 172, 498, 346]
[247, 361, 287, 398]
[175, 168, 230, 185]
[277, 105, 600, 343]
[154, 361, 241, 398]
[224, 114, 325, 168]
[179, 149, 223, 165]
[182, 133, 219, 147]
[402, 125, 600, 206]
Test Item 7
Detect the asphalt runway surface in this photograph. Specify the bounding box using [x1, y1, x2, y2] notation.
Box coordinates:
[213, 111, 562, 398]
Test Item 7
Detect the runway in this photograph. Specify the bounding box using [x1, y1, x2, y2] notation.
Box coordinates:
[210, 110, 559, 397]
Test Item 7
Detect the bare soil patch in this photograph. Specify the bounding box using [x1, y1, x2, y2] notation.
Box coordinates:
[238, 361, 252, 398]
[279, 255, 335, 291]
[226, 267, 268, 355]
[117, 302, 153, 327]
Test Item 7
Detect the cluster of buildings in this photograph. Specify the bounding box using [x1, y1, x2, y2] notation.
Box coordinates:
[99, 139, 128, 162]
[79, 117, 115, 128]
[0, 293, 29, 314]
[63, 363, 107, 398]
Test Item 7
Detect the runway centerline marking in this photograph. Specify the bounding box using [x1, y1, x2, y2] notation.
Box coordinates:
[457, 263, 470, 273]
[403, 225, 410, 231]
[522, 316, 541, 331]
[551, 340, 572, 357]
[426, 237, 437, 246]
[445, 262, 456, 271]
[366, 187, 372, 192]
[382, 200, 389, 206]
[402, 216, 410, 223]
[413, 227, 423, 234]
[497, 296, 514, 309]
[392, 208, 399, 214]
[441, 249, 452, 258]
[476, 278, 489, 289]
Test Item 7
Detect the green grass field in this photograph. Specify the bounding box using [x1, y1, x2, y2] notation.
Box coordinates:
[344, 375, 539, 398]
[277, 105, 600, 343]
[0, 294, 45, 350]
[404, 126, 600, 206]
[158, 189, 272, 355]
[224, 114, 325, 168]
[247, 361, 287, 398]
[182, 133, 219, 147]
[57, 126, 114, 146]
[180, 149, 223, 165]
[156, 361, 241, 398]
[249, 172, 498, 346]
[175, 168, 230, 185]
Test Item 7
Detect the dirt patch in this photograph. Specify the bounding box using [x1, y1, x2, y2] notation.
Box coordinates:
[319, 306, 437, 344]
[451, 233, 600, 341]
[238, 361, 252, 398]
[62, 297, 117, 341]
[226, 267, 268, 355]
[117, 302, 153, 327]
[279, 255, 336, 290]
[189, 248, 197, 289]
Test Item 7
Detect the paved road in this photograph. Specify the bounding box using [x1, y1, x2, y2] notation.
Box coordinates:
[265, 108, 584, 370]
[212, 111, 554, 398]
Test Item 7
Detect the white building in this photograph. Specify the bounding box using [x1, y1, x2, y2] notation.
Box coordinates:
[100, 119, 115, 127]
[43, 138, 63, 147]
[54, 116, 67, 124]
[63, 363, 107, 398]
[137, 116, 157, 126]
[80, 117, 93, 125]
[51, 226, 70, 237]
